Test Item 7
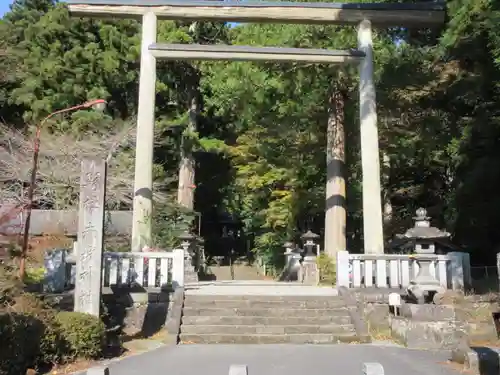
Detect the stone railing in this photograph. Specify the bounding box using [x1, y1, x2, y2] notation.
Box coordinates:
[336, 251, 471, 290]
[101, 250, 185, 288]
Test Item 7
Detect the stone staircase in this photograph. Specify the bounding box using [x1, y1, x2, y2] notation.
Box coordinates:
[179, 293, 363, 344]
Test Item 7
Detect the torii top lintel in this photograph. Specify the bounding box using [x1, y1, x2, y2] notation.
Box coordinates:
[65, 0, 446, 27]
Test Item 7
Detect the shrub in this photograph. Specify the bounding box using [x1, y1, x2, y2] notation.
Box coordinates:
[0, 312, 44, 375]
[24, 267, 46, 285]
[0, 279, 106, 372]
[56, 311, 106, 360]
[3, 293, 66, 367]
[317, 253, 336, 285]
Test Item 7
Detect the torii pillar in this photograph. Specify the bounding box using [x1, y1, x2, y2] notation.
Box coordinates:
[358, 20, 384, 254]
[131, 11, 157, 251]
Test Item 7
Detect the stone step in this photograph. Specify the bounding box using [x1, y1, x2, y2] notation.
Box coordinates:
[181, 315, 352, 326]
[184, 294, 341, 302]
[182, 307, 349, 317]
[179, 333, 359, 344]
[180, 324, 356, 335]
[183, 298, 345, 309]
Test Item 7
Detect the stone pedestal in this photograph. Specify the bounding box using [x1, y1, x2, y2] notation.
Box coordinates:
[300, 255, 319, 285]
[407, 256, 445, 304]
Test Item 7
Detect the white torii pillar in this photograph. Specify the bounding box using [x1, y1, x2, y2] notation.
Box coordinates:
[358, 20, 384, 254]
[131, 11, 157, 251]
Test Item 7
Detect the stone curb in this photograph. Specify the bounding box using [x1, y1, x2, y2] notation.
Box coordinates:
[86, 367, 110, 375]
[338, 286, 371, 343]
[229, 364, 248, 375]
[165, 286, 184, 345]
[363, 362, 384, 375]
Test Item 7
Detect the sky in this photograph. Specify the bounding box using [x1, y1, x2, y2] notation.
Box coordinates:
[0, 0, 12, 17]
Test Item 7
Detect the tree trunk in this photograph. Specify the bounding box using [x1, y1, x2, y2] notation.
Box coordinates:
[324, 89, 347, 258]
[177, 94, 198, 210]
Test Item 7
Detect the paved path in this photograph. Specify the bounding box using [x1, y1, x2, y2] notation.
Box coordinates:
[84, 344, 461, 375]
[209, 265, 265, 281]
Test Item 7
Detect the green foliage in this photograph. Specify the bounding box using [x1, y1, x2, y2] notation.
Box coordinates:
[0, 292, 65, 374]
[0, 278, 105, 373]
[24, 267, 46, 285]
[317, 253, 336, 286]
[55, 311, 106, 360]
[0, 310, 104, 372]
[151, 201, 197, 249]
[0, 312, 45, 375]
[2, 293, 66, 366]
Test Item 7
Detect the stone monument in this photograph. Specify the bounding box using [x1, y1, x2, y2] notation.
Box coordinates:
[74, 158, 106, 316]
[401, 208, 450, 304]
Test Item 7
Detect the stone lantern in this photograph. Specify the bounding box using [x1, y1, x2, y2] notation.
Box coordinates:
[284, 241, 295, 255]
[178, 230, 198, 283]
[301, 230, 320, 257]
[299, 230, 320, 285]
[179, 230, 196, 258]
[401, 208, 451, 304]
[193, 236, 205, 272]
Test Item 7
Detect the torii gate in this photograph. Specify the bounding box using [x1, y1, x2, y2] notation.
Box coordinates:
[66, 0, 445, 253]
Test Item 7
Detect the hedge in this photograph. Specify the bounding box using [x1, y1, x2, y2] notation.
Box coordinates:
[0, 307, 106, 375]
[56, 311, 106, 360]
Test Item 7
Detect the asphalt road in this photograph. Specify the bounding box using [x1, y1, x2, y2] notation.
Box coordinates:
[82, 344, 462, 375]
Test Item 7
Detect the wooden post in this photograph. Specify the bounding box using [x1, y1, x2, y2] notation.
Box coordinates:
[131, 11, 157, 251]
[74, 158, 106, 316]
[324, 88, 347, 258]
[358, 20, 384, 254]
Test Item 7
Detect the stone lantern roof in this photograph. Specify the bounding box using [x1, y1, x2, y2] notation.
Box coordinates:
[395, 208, 450, 241]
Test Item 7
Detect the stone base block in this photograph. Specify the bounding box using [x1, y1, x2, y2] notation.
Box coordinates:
[390, 317, 468, 350]
[300, 257, 319, 285]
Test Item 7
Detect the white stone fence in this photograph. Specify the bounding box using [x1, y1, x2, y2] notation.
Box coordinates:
[101, 250, 185, 288]
[336, 251, 471, 290]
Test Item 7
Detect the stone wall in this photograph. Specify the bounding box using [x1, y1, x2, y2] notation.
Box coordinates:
[352, 289, 498, 349]
[0, 209, 132, 236]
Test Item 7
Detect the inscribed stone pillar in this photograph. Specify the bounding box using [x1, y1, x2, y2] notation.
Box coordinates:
[74, 158, 106, 316]
[131, 11, 157, 251]
[358, 19, 384, 254]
